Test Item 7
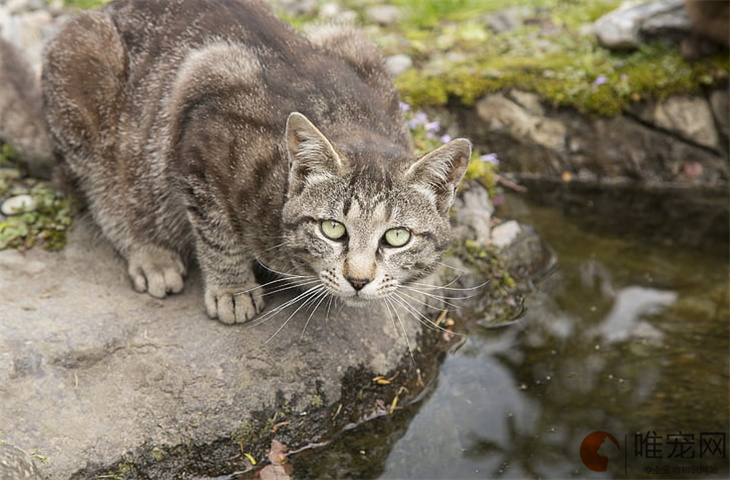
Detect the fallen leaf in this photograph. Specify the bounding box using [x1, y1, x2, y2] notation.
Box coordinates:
[268, 439, 288, 465]
[259, 464, 292, 480]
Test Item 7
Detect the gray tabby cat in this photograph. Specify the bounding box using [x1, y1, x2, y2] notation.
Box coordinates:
[2, 0, 470, 324]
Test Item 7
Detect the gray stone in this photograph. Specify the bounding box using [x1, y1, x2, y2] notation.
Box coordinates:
[462, 89, 729, 186]
[652, 95, 719, 150]
[365, 5, 402, 26]
[484, 7, 532, 34]
[0, 220, 427, 478]
[594, 0, 687, 50]
[640, 2, 692, 43]
[491, 220, 521, 249]
[476, 92, 567, 154]
[452, 182, 494, 248]
[507, 89, 545, 116]
[709, 88, 729, 138]
[318, 2, 341, 19]
[0, 443, 43, 480]
[0, 8, 55, 74]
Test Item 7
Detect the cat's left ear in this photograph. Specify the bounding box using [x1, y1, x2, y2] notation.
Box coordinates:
[286, 112, 344, 195]
[406, 138, 471, 215]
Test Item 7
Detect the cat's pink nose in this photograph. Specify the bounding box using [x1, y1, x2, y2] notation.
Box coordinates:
[347, 277, 370, 291]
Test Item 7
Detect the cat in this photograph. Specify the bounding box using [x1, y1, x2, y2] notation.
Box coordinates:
[1, 0, 470, 324]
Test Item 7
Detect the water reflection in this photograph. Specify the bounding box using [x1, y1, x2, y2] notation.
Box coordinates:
[594, 286, 675, 345]
[379, 192, 728, 479]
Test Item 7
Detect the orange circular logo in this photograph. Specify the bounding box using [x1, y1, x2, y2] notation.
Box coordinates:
[580, 431, 620, 472]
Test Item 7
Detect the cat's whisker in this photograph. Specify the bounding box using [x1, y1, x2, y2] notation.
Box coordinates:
[412, 273, 464, 290]
[383, 297, 416, 366]
[264, 285, 329, 343]
[260, 241, 289, 254]
[299, 289, 331, 341]
[249, 285, 324, 327]
[390, 293, 464, 337]
[255, 259, 315, 281]
[232, 276, 312, 297]
[408, 279, 490, 292]
[435, 261, 469, 275]
[401, 284, 482, 304]
[396, 288, 460, 311]
[324, 294, 335, 326]
[259, 278, 322, 298]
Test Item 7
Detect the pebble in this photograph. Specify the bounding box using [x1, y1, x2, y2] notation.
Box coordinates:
[365, 5, 402, 26]
[491, 220, 522, 249]
[1, 194, 38, 215]
[384, 53, 413, 76]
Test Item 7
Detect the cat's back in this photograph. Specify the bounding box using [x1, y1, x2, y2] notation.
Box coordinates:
[97, 0, 404, 143]
[105, 0, 301, 62]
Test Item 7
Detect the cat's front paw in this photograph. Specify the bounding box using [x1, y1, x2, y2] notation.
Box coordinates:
[204, 284, 265, 324]
[127, 246, 187, 298]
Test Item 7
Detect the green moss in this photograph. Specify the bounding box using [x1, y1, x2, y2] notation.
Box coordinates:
[231, 419, 257, 447]
[398, 38, 728, 115]
[450, 239, 517, 292]
[463, 158, 497, 196]
[384, 0, 729, 116]
[310, 393, 325, 409]
[60, 0, 110, 10]
[0, 144, 20, 169]
[150, 446, 167, 462]
[95, 454, 135, 479]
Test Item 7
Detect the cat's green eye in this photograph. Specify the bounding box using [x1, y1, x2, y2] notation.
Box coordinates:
[321, 220, 347, 240]
[383, 228, 411, 247]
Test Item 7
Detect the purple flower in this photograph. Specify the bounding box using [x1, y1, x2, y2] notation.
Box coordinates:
[480, 153, 499, 165]
[425, 120, 441, 132]
[399, 101, 411, 112]
[407, 112, 429, 130]
[593, 74, 608, 87]
[440, 134, 452, 144]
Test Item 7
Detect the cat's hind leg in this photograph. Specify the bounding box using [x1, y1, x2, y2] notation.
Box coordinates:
[43, 11, 189, 299]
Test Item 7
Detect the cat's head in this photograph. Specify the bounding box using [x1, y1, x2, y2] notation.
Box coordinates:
[280, 112, 470, 304]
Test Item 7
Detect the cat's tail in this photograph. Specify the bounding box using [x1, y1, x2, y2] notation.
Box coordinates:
[0, 37, 54, 179]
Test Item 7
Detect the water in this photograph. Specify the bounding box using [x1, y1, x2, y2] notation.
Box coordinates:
[291, 186, 729, 479]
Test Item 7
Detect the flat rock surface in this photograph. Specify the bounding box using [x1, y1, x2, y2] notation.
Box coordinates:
[0, 217, 422, 478]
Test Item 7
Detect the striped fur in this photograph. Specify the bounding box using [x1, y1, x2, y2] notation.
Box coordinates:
[13, 0, 471, 323]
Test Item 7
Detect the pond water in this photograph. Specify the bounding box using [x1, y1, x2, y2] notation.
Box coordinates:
[290, 184, 729, 479]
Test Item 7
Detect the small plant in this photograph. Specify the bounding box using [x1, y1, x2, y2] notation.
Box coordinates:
[400, 102, 499, 195]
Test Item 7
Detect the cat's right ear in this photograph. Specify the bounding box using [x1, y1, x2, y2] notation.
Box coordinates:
[286, 112, 344, 195]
